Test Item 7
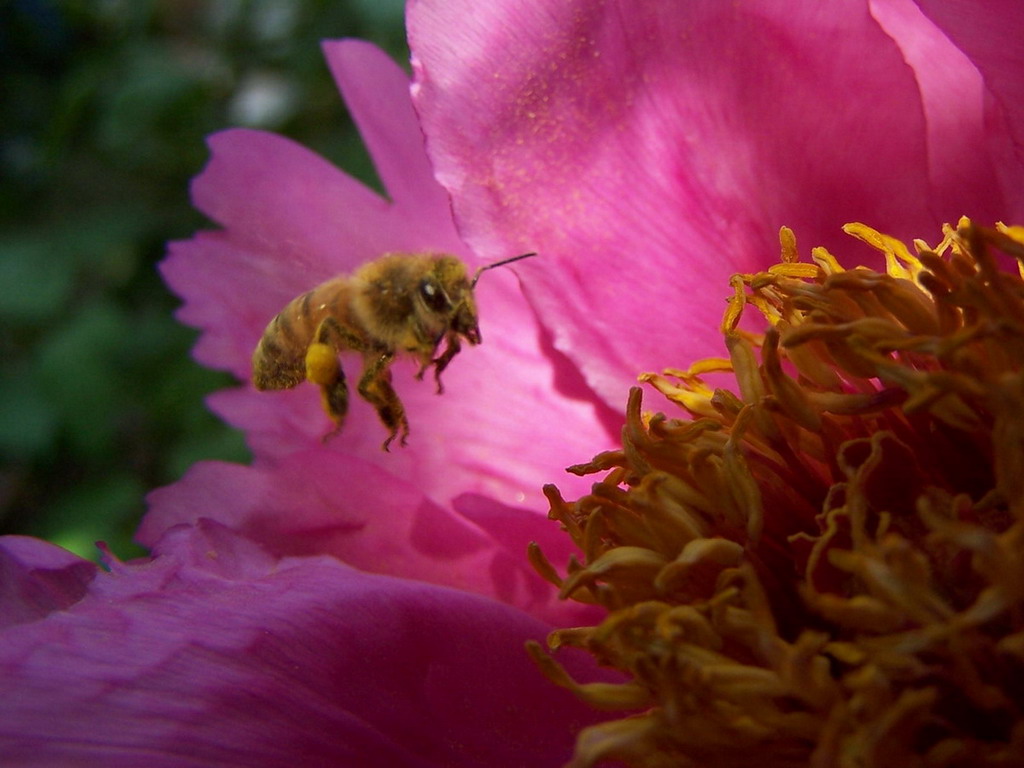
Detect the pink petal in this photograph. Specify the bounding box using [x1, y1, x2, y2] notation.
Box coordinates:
[324, 40, 456, 222]
[141, 456, 599, 626]
[0, 523, 604, 767]
[409, 0, 999, 406]
[0, 536, 97, 629]
[870, 0, 1007, 225]
[912, 0, 1024, 219]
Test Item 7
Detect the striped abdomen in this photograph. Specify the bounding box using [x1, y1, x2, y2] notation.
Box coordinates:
[251, 277, 352, 391]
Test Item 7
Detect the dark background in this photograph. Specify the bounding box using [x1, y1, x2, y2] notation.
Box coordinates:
[1, 0, 406, 559]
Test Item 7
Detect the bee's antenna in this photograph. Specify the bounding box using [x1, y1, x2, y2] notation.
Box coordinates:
[471, 252, 538, 288]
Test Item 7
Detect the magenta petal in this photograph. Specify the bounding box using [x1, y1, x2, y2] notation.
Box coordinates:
[0, 524, 601, 767]
[870, 0, 1007, 225]
[409, 0, 1001, 405]
[189, 129, 386, 269]
[912, 0, 1024, 219]
[163, 232, 281, 379]
[142, 457, 595, 625]
[322, 39, 456, 226]
[0, 537, 97, 629]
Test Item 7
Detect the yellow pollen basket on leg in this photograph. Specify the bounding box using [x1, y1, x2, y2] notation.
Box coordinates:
[304, 342, 339, 387]
[533, 220, 1024, 768]
[304, 341, 348, 434]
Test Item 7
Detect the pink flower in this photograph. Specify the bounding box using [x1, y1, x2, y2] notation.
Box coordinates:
[4, 1, 1021, 765]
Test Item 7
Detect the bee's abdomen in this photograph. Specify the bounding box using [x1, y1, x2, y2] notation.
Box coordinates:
[251, 289, 321, 390]
[251, 277, 355, 390]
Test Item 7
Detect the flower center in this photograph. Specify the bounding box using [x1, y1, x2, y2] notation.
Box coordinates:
[531, 221, 1024, 767]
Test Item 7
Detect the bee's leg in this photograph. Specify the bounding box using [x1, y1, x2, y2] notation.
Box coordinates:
[358, 352, 409, 451]
[414, 333, 444, 383]
[306, 318, 350, 435]
[414, 353, 432, 382]
[430, 335, 462, 394]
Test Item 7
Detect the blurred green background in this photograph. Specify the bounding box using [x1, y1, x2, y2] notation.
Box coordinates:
[1, 0, 406, 559]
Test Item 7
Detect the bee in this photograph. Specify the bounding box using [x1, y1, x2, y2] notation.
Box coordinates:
[252, 251, 537, 450]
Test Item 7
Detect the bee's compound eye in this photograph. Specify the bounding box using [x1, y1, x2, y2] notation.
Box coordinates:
[419, 278, 451, 312]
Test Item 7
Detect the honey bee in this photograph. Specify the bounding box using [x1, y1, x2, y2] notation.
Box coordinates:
[252, 251, 537, 450]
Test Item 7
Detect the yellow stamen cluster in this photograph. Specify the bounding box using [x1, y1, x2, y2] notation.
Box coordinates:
[531, 221, 1024, 767]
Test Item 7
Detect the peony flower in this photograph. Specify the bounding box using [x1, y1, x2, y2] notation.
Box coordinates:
[4, 1, 1022, 766]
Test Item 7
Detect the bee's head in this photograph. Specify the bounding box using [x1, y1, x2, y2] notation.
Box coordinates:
[416, 256, 480, 345]
[417, 252, 537, 346]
